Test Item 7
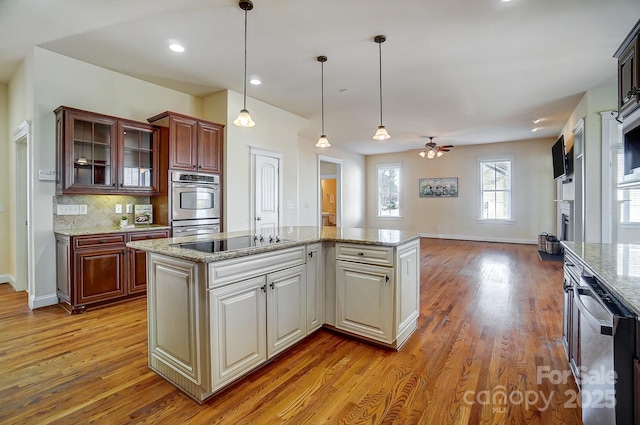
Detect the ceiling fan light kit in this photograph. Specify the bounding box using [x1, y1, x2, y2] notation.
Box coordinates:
[233, 0, 255, 128]
[418, 137, 453, 159]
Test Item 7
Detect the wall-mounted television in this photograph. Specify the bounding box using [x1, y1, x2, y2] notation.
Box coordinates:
[552, 135, 567, 180]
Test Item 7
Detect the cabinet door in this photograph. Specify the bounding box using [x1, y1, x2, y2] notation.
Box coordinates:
[306, 243, 324, 333]
[336, 260, 394, 344]
[118, 121, 160, 193]
[74, 247, 126, 306]
[59, 108, 118, 193]
[210, 276, 267, 390]
[267, 264, 306, 358]
[619, 40, 639, 117]
[169, 115, 198, 171]
[197, 122, 223, 174]
[127, 230, 170, 294]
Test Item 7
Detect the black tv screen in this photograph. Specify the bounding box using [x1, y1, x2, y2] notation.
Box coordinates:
[552, 135, 567, 179]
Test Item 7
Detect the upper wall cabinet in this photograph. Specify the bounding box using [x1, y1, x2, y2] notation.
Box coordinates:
[147, 111, 224, 175]
[615, 20, 640, 119]
[55, 106, 161, 195]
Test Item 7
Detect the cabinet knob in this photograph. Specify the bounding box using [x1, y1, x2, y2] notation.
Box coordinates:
[261, 285, 266, 292]
[308, 251, 314, 258]
[270, 282, 275, 290]
[385, 275, 389, 283]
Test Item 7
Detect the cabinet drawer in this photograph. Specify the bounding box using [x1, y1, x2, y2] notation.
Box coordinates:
[73, 233, 126, 249]
[208, 246, 306, 289]
[128, 230, 170, 242]
[336, 243, 394, 267]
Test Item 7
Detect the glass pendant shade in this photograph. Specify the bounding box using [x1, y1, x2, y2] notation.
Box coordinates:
[316, 135, 330, 148]
[427, 149, 436, 159]
[373, 125, 391, 140]
[418, 151, 426, 158]
[76, 156, 88, 165]
[436, 150, 444, 158]
[234, 109, 255, 127]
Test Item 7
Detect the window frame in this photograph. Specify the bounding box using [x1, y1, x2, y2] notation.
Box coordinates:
[376, 162, 402, 219]
[478, 156, 514, 222]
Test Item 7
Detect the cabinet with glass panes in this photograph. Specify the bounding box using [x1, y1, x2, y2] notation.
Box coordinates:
[55, 106, 160, 195]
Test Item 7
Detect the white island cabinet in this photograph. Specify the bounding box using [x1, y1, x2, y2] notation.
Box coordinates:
[132, 226, 420, 403]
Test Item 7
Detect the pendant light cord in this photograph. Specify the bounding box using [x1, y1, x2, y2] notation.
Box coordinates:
[378, 40, 383, 126]
[242, 8, 248, 110]
[321, 60, 325, 135]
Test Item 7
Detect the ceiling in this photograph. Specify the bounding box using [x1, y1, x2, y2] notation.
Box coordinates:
[1, 0, 639, 155]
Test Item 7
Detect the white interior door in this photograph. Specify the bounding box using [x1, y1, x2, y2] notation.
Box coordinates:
[254, 154, 279, 234]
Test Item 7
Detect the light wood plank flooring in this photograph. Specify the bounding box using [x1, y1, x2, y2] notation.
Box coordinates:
[0, 239, 581, 424]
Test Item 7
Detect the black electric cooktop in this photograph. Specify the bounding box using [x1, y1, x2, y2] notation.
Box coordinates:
[174, 235, 288, 253]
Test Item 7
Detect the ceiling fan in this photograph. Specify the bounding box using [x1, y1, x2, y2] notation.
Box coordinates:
[417, 137, 454, 159]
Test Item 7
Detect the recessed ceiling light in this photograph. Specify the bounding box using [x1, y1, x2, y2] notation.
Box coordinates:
[249, 78, 261, 85]
[532, 127, 540, 132]
[501, 0, 512, 2]
[168, 43, 185, 53]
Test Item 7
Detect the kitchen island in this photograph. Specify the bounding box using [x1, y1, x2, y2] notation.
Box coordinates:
[128, 226, 421, 403]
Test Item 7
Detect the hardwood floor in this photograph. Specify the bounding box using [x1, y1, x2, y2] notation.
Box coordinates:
[0, 239, 581, 424]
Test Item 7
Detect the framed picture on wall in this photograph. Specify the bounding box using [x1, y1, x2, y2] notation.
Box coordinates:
[419, 177, 458, 198]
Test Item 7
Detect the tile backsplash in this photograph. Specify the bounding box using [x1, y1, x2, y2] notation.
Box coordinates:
[54, 195, 150, 229]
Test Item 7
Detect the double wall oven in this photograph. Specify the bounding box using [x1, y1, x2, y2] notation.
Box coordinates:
[170, 171, 221, 236]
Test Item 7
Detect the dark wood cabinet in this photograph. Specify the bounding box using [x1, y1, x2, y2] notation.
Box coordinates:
[615, 20, 640, 119]
[55, 229, 170, 313]
[147, 111, 224, 174]
[127, 230, 171, 295]
[55, 106, 161, 195]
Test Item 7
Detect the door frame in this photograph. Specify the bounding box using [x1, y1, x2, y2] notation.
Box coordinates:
[318, 155, 342, 228]
[13, 121, 35, 301]
[250, 146, 283, 232]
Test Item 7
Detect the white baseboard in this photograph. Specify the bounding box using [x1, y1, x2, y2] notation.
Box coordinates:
[419, 233, 537, 245]
[29, 293, 59, 310]
[0, 274, 16, 285]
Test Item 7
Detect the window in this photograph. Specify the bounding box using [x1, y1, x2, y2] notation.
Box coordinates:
[377, 163, 401, 217]
[479, 158, 512, 220]
[616, 149, 640, 224]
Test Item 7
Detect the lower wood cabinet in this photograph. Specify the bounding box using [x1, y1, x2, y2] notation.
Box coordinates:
[55, 229, 169, 313]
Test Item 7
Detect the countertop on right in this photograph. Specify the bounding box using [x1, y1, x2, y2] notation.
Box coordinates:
[562, 241, 640, 317]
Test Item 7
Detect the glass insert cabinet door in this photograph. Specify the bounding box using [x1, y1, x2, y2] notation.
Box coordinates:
[119, 122, 158, 192]
[71, 115, 117, 190]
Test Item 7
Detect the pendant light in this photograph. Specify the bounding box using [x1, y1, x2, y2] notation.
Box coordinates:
[315, 56, 331, 148]
[233, 0, 255, 127]
[373, 35, 390, 140]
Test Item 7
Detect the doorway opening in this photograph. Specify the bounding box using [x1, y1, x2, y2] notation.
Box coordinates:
[318, 155, 342, 228]
[13, 121, 33, 300]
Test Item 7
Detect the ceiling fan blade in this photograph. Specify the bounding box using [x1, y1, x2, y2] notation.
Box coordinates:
[440, 145, 454, 148]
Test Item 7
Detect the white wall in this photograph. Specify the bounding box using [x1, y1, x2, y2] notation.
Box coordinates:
[366, 138, 556, 243]
[559, 85, 617, 243]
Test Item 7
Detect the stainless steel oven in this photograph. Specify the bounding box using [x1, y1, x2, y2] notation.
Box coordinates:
[171, 171, 220, 221]
[170, 171, 221, 234]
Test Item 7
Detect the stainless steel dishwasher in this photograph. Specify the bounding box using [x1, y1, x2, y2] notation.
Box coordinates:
[574, 274, 635, 425]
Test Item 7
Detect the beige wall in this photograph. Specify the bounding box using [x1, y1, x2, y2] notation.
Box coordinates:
[366, 138, 556, 243]
[0, 82, 9, 283]
[9, 47, 202, 307]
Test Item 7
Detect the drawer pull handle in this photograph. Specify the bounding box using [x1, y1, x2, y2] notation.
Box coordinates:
[357, 252, 364, 256]
[99, 239, 106, 243]
[261, 285, 266, 293]
[385, 275, 389, 283]
[270, 282, 275, 290]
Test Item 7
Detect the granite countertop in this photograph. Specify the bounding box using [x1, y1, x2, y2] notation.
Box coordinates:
[126, 226, 421, 263]
[562, 241, 640, 317]
[54, 224, 172, 236]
